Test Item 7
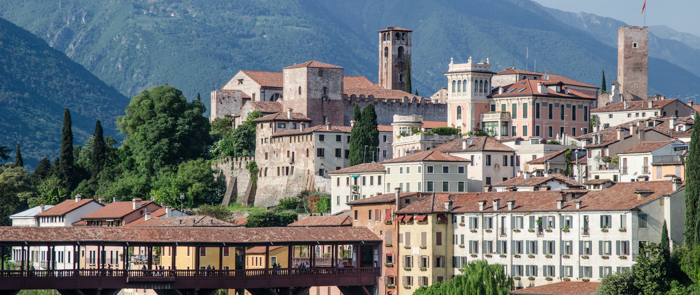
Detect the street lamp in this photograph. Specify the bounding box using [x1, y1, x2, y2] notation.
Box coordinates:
[180, 193, 185, 212]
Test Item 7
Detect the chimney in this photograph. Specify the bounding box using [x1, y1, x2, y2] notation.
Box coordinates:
[669, 116, 676, 130]
[98, 198, 105, 205]
[462, 140, 467, 150]
[145, 212, 151, 221]
[133, 198, 142, 210]
[629, 124, 637, 137]
[637, 121, 645, 140]
[478, 200, 486, 211]
[75, 194, 82, 202]
[498, 87, 504, 94]
[444, 199, 453, 211]
[617, 127, 624, 140]
[575, 200, 582, 209]
[165, 206, 172, 218]
[673, 177, 682, 191]
[537, 83, 548, 94]
[326, 123, 332, 131]
[523, 172, 531, 179]
[688, 101, 694, 107]
[287, 108, 293, 119]
[493, 199, 500, 211]
[507, 200, 515, 211]
[624, 102, 628, 109]
[648, 101, 653, 108]
[556, 199, 563, 210]
[112, 197, 119, 203]
[39, 204, 45, 213]
[350, 120, 355, 128]
[395, 187, 401, 209]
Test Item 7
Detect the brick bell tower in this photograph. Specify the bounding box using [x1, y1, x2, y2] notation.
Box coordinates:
[378, 26, 412, 91]
[617, 26, 648, 101]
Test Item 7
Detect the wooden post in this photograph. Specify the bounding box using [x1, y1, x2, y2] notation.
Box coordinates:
[123, 245, 127, 271]
[26, 245, 30, 271]
[218, 246, 223, 275]
[195, 246, 200, 273]
[264, 245, 269, 274]
[1, 246, 4, 271]
[147, 246, 153, 270]
[310, 244, 315, 269]
[172, 246, 176, 271]
[287, 244, 293, 275]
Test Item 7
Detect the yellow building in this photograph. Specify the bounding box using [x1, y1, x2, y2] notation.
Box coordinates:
[245, 246, 289, 269]
[159, 246, 237, 270]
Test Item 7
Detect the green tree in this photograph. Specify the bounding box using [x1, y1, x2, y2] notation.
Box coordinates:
[634, 243, 669, 294]
[151, 159, 223, 208]
[601, 69, 607, 93]
[58, 108, 75, 194]
[413, 260, 512, 295]
[686, 112, 700, 246]
[0, 146, 10, 162]
[360, 104, 379, 163]
[210, 117, 233, 141]
[430, 127, 460, 136]
[415, 89, 418, 96]
[0, 165, 34, 225]
[316, 197, 331, 213]
[213, 111, 261, 159]
[246, 210, 298, 227]
[404, 62, 412, 94]
[14, 143, 23, 167]
[348, 104, 364, 166]
[91, 120, 106, 180]
[563, 149, 572, 176]
[117, 85, 212, 177]
[597, 269, 639, 295]
[32, 156, 52, 182]
[33, 176, 65, 207]
[197, 204, 230, 221]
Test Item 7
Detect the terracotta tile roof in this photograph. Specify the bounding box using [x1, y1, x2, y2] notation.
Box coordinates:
[246, 246, 284, 254]
[329, 163, 386, 174]
[82, 201, 157, 220]
[395, 181, 678, 214]
[271, 124, 352, 137]
[240, 70, 283, 88]
[71, 220, 87, 226]
[527, 149, 569, 164]
[377, 125, 393, 132]
[247, 101, 283, 113]
[342, 75, 421, 101]
[693, 105, 700, 114]
[591, 99, 679, 113]
[0, 226, 382, 244]
[233, 217, 248, 227]
[544, 73, 599, 89]
[284, 61, 343, 69]
[253, 112, 312, 123]
[575, 120, 644, 147]
[433, 137, 515, 153]
[649, 116, 694, 138]
[510, 281, 600, 295]
[122, 209, 170, 227]
[347, 193, 417, 205]
[381, 150, 470, 164]
[619, 140, 677, 154]
[422, 121, 447, 129]
[492, 79, 595, 99]
[36, 199, 102, 217]
[129, 216, 235, 227]
[497, 68, 542, 76]
[344, 76, 377, 90]
[583, 179, 615, 185]
[492, 173, 584, 189]
[378, 26, 413, 32]
[288, 216, 352, 227]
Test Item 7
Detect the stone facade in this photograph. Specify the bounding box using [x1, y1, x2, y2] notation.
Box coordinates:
[445, 57, 495, 133]
[210, 89, 248, 122]
[618, 26, 648, 101]
[282, 62, 345, 127]
[342, 96, 447, 126]
[379, 27, 412, 91]
[212, 157, 254, 205]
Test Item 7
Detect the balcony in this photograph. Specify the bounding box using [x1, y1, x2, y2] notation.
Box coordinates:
[394, 133, 458, 144]
[653, 155, 684, 164]
[642, 167, 650, 175]
[481, 112, 511, 122]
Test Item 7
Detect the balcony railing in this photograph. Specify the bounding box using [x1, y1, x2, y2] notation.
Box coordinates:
[481, 112, 511, 122]
[653, 155, 684, 164]
[642, 167, 650, 175]
[394, 134, 458, 144]
[622, 167, 628, 175]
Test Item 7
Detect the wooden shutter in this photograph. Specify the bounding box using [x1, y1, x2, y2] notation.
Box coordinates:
[398, 233, 403, 244]
[529, 216, 535, 229]
[616, 241, 620, 255]
[421, 232, 427, 246]
[436, 232, 442, 246]
[386, 232, 392, 245]
[406, 232, 411, 246]
[620, 215, 626, 229]
[579, 241, 583, 255]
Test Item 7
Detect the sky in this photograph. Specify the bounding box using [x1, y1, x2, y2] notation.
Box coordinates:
[531, 0, 700, 37]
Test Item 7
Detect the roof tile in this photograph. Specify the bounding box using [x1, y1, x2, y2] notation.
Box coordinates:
[36, 199, 102, 217]
[381, 150, 470, 164]
[329, 163, 386, 174]
[592, 99, 680, 113]
[510, 281, 600, 295]
[240, 70, 283, 88]
[433, 137, 515, 153]
[288, 216, 352, 227]
[284, 61, 343, 69]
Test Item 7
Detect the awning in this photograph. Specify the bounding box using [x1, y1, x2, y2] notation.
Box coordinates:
[385, 210, 392, 221]
[396, 215, 404, 221]
[415, 215, 428, 221]
[437, 214, 448, 222]
[404, 215, 414, 221]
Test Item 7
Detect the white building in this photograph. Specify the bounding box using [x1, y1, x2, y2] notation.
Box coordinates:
[618, 139, 686, 182]
[491, 172, 584, 192]
[10, 205, 54, 227]
[382, 150, 472, 194]
[592, 98, 693, 130]
[329, 162, 387, 214]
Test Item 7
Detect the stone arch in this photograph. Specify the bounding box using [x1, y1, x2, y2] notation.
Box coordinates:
[402, 33, 406, 40]
[398, 46, 404, 60]
[452, 80, 456, 93]
[384, 47, 388, 57]
[484, 81, 489, 94]
[395, 32, 401, 40]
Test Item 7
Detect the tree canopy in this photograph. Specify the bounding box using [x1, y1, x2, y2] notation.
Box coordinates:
[413, 260, 513, 295]
[686, 112, 700, 246]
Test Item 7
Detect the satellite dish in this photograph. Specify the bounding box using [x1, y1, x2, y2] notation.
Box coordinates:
[544, 74, 550, 80]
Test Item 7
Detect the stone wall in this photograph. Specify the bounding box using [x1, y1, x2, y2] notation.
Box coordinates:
[342, 95, 447, 126]
[210, 89, 246, 122]
[212, 157, 254, 205]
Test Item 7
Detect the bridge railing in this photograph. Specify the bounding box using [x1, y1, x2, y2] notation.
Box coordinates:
[0, 267, 380, 278]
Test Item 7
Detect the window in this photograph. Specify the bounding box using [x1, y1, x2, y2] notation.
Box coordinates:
[600, 266, 612, 278]
[470, 155, 474, 166]
[319, 135, 325, 141]
[427, 181, 434, 192]
[378, 176, 382, 185]
[484, 217, 493, 229]
[572, 127, 576, 136]
[469, 217, 479, 229]
[406, 166, 411, 174]
[543, 265, 555, 277]
[336, 135, 341, 142]
[638, 214, 648, 228]
[442, 166, 449, 173]
[382, 150, 387, 158]
[600, 215, 612, 228]
[512, 265, 524, 276]
[572, 105, 577, 121]
[457, 106, 462, 120]
[400, 167, 403, 174]
[436, 232, 443, 246]
[418, 166, 421, 173]
[362, 176, 366, 186]
[548, 126, 553, 138]
[501, 104, 506, 112]
[535, 125, 540, 137]
[543, 241, 555, 255]
[522, 125, 528, 137]
[620, 215, 627, 229]
[526, 265, 538, 277]
[581, 266, 592, 278]
[200, 247, 206, 257]
[442, 182, 449, 192]
[548, 104, 553, 119]
[503, 155, 508, 167]
[511, 103, 517, 119]
[316, 148, 324, 157]
[485, 177, 491, 185]
[581, 241, 592, 255]
[535, 103, 540, 118]
[335, 148, 341, 158]
[277, 123, 286, 128]
[345, 149, 349, 159]
[427, 166, 434, 173]
[458, 166, 465, 174]
[513, 216, 524, 229]
[563, 241, 573, 255]
[469, 241, 479, 254]
[485, 155, 491, 166]
[458, 182, 465, 192]
[522, 103, 528, 118]
[527, 241, 538, 254]
[223, 247, 230, 257]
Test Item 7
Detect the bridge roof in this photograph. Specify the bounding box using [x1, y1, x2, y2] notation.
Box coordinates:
[0, 226, 381, 246]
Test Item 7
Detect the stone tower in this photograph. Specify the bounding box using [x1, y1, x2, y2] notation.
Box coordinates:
[617, 26, 648, 101]
[378, 26, 412, 91]
[282, 61, 345, 127]
[444, 57, 494, 133]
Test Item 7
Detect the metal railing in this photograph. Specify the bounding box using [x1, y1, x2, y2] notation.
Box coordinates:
[642, 166, 650, 175]
[0, 267, 381, 278]
[481, 112, 511, 121]
[653, 155, 683, 164]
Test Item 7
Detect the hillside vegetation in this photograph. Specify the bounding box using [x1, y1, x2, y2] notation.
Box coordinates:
[0, 17, 127, 168]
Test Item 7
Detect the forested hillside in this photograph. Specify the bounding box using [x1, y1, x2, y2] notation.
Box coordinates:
[2, 0, 699, 110]
[0, 17, 127, 168]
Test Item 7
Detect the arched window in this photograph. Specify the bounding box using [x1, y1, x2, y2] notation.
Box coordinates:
[398, 47, 404, 60]
[298, 86, 302, 95]
[474, 80, 478, 93]
[479, 80, 483, 93]
[484, 81, 489, 94]
[395, 32, 401, 40]
[457, 106, 462, 120]
[384, 47, 388, 57]
[402, 33, 406, 40]
[457, 80, 462, 92]
[452, 80, 456, 93]
[463, 80, 468, 93]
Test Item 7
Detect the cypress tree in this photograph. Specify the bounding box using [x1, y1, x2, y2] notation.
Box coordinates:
[0, 145, 10, 162]
[415, 89, 418, 96]
[33, 156, 52, 181]
[404, 63, 412, 94]
[361, 104, 379, 163]
[14, 143, 23, 167]
[197, 92, 201, 101]
[601, 70, 607, 93]
[58, 108, 75, 193]
[661, 219, 670, 253]
[686, 112, 700, 246]
[349, 104, 364, 166]
[51, 156, 60, 177]
[91, 120, 106, 180]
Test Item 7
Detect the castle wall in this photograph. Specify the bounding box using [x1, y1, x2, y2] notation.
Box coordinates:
[342, 96, 447, 126]
[212, 157, 254, 204]
[210, 90, 245, 122]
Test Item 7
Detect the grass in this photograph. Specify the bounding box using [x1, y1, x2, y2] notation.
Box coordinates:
[226, 202, 266, 214]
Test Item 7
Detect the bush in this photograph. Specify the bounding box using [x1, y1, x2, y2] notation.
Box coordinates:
[197, 204, 231, 221]
[246, 210, 298, 227]
[546, 140, 561, 145]
[278, 197, 299, 210]
[429, 127, 460, 136]
[317, 197, 331, 213]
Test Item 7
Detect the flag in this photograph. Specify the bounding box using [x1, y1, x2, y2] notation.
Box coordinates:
[641, 0, 646, 14]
